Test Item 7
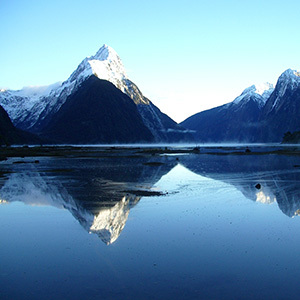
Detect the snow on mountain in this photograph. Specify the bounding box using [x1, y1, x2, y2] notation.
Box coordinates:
[270, 69, 300, 110]
[0, 82, 61, 125]
[0, 44, 149, 131]
[89, 44, 127, 89]
[233, 82, 274, 108]
[0, 44, 190, 142]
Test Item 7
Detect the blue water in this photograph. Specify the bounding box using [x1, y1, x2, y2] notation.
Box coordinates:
[1, 151, 300, 299]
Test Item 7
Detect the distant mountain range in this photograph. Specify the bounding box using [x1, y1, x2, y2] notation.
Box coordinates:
[1, 44, 300, 145]
[181, 69, 300, 143]
[0, 45, 192, 145]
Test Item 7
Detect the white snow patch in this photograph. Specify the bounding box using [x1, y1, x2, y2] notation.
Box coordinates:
[271, 69, 300, 110]
[233, 82, 274, 107]
[0, 44, 131, 128]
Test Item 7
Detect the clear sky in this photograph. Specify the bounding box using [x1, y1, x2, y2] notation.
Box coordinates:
[1, 0, 300, 122]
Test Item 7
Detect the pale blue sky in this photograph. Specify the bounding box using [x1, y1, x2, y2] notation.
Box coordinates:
[1, 0, 300, 122]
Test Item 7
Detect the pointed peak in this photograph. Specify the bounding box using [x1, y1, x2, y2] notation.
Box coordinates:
[92, 44, 120, 62]
[275, 68, 300, 91]
[240, 82, 274, 97]
[233, 82, 274, 106]
[280, 68, 300, 78]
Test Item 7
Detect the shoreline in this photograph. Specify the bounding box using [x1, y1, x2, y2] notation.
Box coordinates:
[2, 144, 300, 159]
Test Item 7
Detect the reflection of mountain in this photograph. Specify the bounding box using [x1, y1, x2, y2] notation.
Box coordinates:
[180, 154, 300, 217]
[68, 194, 140, 245]
[0, 155, 177, 244]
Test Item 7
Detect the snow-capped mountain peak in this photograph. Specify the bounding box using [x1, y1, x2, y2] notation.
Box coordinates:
[270, 69, 300, 110]
[88, 44, 128, 90]
[92, 44, 120, 62]
[65, 44, 128, 95]
[276, 69, 300, 90]
[0, 44, 130, 130]
[233, 82, 274, 108]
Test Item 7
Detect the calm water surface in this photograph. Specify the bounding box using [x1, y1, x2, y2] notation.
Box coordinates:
[1, 150, 300, 299]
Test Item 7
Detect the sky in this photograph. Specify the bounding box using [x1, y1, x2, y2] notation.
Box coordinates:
[1, 0, 300, 123]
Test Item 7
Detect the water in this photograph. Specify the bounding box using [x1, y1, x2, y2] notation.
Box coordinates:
[1, 150, 300, 299]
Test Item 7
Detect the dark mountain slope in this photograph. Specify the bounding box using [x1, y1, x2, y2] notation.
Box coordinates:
[181, 70, 300, 143]
[41, 76, 155, 144]
[0, 105, 41, 145]
[181, 99, 262, 142]
[258, 77, 300, 142]
[123, 79, 194, 142]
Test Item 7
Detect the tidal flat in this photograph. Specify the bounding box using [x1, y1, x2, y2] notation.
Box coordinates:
[1, 144, 300, 299]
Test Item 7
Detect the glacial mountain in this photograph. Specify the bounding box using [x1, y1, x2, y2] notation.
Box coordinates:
[0, 45, 192, 143]
[0, 104, 41, 146]
[181, 82, 274, 142]
[258, 69, 300, 141]
[232, 82, 274, 108]
[182, 68, 300, 143]
[0, 82, 62, 131]
[42, 76, 154, 144]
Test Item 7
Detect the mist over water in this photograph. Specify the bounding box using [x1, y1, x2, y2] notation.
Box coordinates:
[1, 148, 300, 299]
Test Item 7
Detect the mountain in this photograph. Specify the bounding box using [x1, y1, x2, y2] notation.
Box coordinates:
[0, 104, 41, 146]
[42, 76, 154, 144]
[181, 69, 300, 143]
[0, 82, 62, 131]
[258, 69, 300, 141]
[0, 45, 192, 144]
[181, 83, 274, 142]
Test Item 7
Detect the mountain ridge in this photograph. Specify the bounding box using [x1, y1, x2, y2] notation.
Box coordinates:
[0, 44, 192, 143]
[181, 68, 300, 143]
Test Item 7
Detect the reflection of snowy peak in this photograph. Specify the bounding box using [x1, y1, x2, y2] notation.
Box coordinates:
[255, 187, 276, 204]
[180, 154, 300, 218]
[90, 195, 139, 245]
[70, 194, 140, 245]
[0, 170, 69, 209]
[0, 169, 140, 245]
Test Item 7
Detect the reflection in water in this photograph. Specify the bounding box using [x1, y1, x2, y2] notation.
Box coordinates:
[2, 149, 300, 300]
[180, 154, 300, 217]
[89, 196, 131, 244]
[255, 187, 276, 204]
[77, 195, 140, 245]
[0, 155, 176, 244]
[1, 152, 300, 245]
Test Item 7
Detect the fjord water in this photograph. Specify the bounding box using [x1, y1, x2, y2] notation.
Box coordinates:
[1, 150, 300, 299]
